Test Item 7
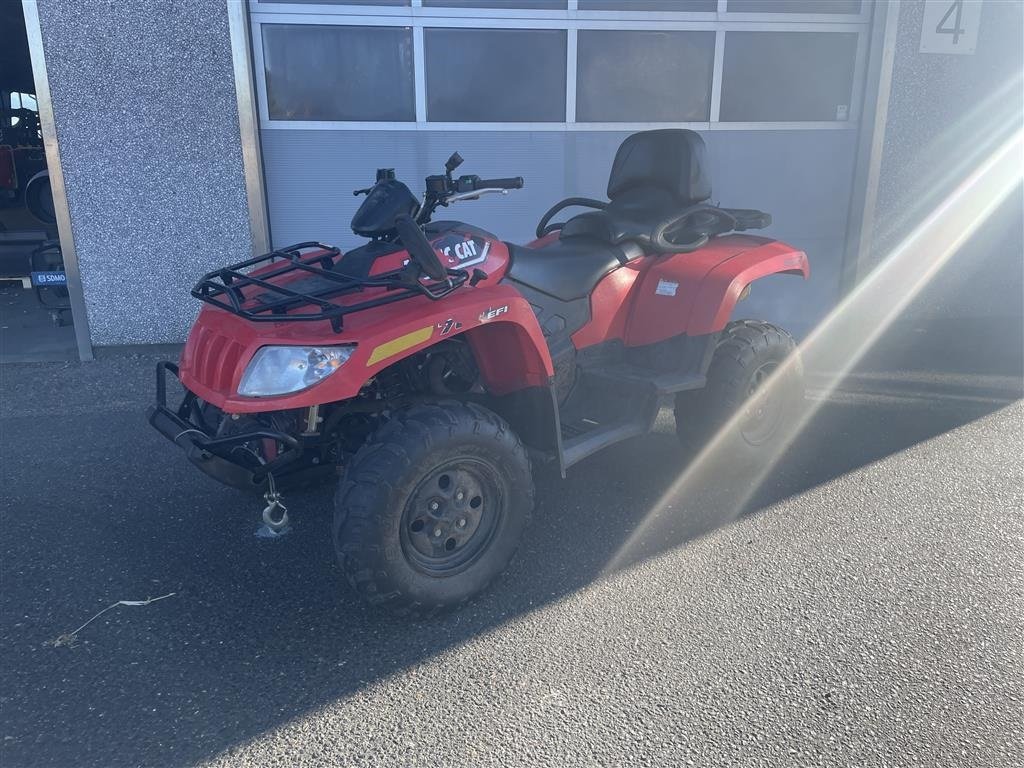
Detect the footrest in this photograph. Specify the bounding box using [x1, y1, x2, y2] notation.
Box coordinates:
[560, 416, 650, 469]
[584, 363, 705, 395]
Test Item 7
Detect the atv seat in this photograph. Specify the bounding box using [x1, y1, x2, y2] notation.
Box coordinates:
[533, 129, 724, 253]
[507, 129, 712, 301]
[560, 129, 711, 250]
[505, 238, 633, 303]
[509, 130, 769, 303]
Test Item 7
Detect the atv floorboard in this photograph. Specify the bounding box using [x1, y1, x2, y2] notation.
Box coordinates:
[560, 415, 650, 469]
[583, 364, 706, 395]
[557, 361, 703, 469]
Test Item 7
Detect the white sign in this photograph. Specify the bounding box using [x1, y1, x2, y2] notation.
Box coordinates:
[920, 0, 983, 55]
[655, 279, 678, 297]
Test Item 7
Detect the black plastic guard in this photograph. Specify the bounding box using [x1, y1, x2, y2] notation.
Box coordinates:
[147, 361, 303, 491]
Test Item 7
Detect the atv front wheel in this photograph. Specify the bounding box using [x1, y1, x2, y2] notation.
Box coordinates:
[333, 401, 534, 614]
[674, 320, 803, 461]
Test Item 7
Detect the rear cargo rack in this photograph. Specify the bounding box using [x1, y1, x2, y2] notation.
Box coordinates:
[191, 241, 466, 333]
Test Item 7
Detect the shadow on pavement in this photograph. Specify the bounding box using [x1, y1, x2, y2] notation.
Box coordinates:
[0, 355, 1015, 767]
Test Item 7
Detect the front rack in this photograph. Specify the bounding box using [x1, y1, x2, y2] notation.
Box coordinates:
[191, 241, 466, 333]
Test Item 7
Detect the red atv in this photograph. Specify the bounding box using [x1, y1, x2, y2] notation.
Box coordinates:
[149, 129, 808, 612]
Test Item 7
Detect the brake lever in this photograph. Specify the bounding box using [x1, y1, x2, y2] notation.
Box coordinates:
[445, 188, 509, 204]
[353, 187, 372, 196]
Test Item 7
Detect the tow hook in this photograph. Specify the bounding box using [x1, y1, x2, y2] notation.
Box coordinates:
[256, 473, 291, 537]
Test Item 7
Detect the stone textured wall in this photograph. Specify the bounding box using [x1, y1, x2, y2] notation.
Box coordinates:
[870, 0, 1022, 311]
[37, 0, 253, 345]
[861, 0, 1023, 376]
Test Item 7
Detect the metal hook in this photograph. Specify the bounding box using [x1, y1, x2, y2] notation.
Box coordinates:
[262, 498, 289, 531]
[260, 473, 289, 532]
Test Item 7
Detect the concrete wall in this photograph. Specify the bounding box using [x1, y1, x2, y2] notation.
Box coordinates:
[861, 0, 1023, 377]
[36, 0, 253, 345]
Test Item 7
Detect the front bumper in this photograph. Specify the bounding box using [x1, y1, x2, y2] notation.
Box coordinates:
[146, 361, 304, 491]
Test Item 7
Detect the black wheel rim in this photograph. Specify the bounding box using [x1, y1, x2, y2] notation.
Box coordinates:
[400, 458, 503, 576]
[740, 361, 784, 446]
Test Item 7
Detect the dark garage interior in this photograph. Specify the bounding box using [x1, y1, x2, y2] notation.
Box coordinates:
[0, 0, 76, 363]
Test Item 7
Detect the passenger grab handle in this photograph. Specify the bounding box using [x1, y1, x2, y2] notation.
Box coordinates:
[651, 206, 737, 254]
[535, 197, 609, 239]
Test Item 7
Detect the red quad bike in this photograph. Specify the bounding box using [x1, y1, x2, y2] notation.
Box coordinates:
[149, 130, 809, 613]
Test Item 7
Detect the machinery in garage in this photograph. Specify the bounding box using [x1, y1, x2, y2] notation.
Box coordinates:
[0, 0, 74, 358]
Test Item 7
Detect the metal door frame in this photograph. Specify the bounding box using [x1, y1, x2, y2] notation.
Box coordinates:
[22, 0, 94, 361]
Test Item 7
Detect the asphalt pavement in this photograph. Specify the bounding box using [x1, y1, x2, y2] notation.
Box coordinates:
[1, 351, 1021, 767]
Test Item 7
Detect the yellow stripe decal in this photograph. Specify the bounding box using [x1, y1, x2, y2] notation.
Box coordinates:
[366, 325, 434, 366]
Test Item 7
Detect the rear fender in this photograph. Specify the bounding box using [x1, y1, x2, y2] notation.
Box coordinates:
[686, 241, 809, 336]
[624, 236, 808, 345]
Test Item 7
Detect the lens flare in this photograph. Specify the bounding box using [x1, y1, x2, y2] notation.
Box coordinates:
[606, 126, 1024, 574]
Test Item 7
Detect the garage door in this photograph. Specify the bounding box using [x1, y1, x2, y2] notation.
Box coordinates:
[249, 0, 876, 334]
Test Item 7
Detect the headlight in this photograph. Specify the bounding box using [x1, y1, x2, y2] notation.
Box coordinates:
[238, 345, 355, 397]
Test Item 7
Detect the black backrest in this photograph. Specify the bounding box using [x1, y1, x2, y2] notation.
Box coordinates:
[607, 129, 712, 205]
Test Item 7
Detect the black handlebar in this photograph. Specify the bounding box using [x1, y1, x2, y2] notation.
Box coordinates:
[417, 164, 523, 224]
[475, 177, 524, 190]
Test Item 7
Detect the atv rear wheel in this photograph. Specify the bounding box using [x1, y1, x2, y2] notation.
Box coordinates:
[674, 320, 803, 461]
[333, 401, 534, 614]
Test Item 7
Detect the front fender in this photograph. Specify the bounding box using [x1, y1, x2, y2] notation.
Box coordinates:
[180, 283, 551, 413]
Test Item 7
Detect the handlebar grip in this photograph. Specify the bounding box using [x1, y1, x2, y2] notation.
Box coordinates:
[477, 177, 524, 190]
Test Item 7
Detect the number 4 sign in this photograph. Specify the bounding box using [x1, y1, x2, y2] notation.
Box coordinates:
[920, 0, 983, 55]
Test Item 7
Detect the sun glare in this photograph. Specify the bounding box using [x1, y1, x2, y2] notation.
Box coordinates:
[607, 117, 1024, 574]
